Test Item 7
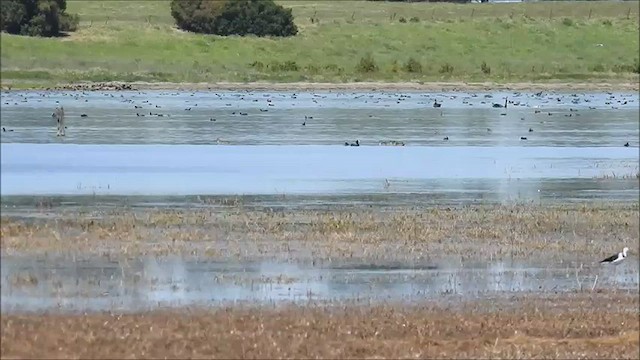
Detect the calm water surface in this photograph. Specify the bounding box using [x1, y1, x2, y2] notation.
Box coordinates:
[1, 90, 638, 203]
[2, 256, 637, 314]
[1, 90, 638, 146]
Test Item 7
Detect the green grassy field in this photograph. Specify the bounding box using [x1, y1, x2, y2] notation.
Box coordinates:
[1, 1, 639, 88]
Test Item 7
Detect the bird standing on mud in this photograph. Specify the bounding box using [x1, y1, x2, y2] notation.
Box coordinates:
[52, 106, 65, 136]
[600, 247, 629, 265]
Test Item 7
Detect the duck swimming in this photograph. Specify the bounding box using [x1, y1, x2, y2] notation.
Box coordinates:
[492, 98, 508, 108]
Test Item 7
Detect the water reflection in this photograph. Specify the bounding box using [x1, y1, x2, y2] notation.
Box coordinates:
[1, 256, 637, 314]
[1, 144, 637, 198]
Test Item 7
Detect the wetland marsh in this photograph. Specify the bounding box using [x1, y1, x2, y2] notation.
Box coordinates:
[2, 0, 639, 357]
[1, 88, 638, 358]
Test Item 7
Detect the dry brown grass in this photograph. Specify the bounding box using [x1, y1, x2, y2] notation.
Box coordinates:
[1, 293, 638, 359]
[1, 203, 637, 262]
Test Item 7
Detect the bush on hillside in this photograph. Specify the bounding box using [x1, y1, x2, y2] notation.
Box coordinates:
[170, 0, 226, 34]
[356, 54, 378, 73]
[170, 0, 298, 37]
[403, 58, 422, 73]
[1, 0, 78, 37]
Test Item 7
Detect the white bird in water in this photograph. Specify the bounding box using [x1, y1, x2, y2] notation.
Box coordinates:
[599, 247, 629, 265]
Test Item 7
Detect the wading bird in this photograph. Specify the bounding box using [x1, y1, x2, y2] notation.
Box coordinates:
[52, 106, 65, 136]
[600, 247, 629, 265]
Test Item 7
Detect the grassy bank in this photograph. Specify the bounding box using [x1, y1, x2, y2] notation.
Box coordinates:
[1, 1, 639, 88]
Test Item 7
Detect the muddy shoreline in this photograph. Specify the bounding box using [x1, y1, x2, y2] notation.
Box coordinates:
[2, 80, 639, 92]
[2, 293, 638, 359]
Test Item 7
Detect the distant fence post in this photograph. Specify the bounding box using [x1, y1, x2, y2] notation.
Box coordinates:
[627, 8, 631, 20]
[471, 8, 474, 18]
[549, 9, 552, 20]
[432, 9, 436, 20]
[588, 8, 592, 20]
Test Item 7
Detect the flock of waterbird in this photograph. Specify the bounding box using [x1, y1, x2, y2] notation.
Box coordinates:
[0, 89, 636, 148]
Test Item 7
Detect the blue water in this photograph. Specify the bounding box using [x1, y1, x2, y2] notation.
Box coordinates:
[1, 143, 638, 197]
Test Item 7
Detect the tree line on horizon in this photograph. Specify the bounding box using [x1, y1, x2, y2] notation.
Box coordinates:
[0, 0, 298, 38]
[1, 0, 485, 38]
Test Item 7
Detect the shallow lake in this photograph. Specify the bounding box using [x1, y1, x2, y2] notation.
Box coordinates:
[0, 90, 638, 205]
[1, 90, 638, 146]
[1, 90, 638, 312]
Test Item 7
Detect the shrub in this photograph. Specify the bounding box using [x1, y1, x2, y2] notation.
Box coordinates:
[403, 58, 422, 73]
[409, 17, 420, 23]
[59, 12, 78, 32]
[561, 17, 574, 27]
[324, 64, 343, 74]
[390, 60, 401, 73]
[170, 0, 226, 34]
[1, 0, 79, 37]
[480, 61, 491, 75]
[612, 63, 639, 74]
[170, 0, 298, 37]
[305, 64, 320, 74]
[268, 60, 299, 72]
[398, 17, 406, 23]
[249, 61, 265, 71]
[439, 63, 454, 74]
[355, 54, 378, 73]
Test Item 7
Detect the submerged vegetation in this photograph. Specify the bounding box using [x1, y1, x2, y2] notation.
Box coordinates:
[1, 1, 638, 87]
[2, 203, 638, 260]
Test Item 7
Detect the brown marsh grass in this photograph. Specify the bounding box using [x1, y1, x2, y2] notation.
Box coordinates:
[1, 292, 638, 359]
[1, 203, 637, 262]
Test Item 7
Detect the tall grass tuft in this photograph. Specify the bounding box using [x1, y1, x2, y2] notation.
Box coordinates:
[356, 54, 378, 73]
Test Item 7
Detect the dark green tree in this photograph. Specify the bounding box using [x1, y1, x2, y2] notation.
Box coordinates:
[170, 0, 226, 34]
[1, 0, 78, 37]
[170, 0, 298, 37]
